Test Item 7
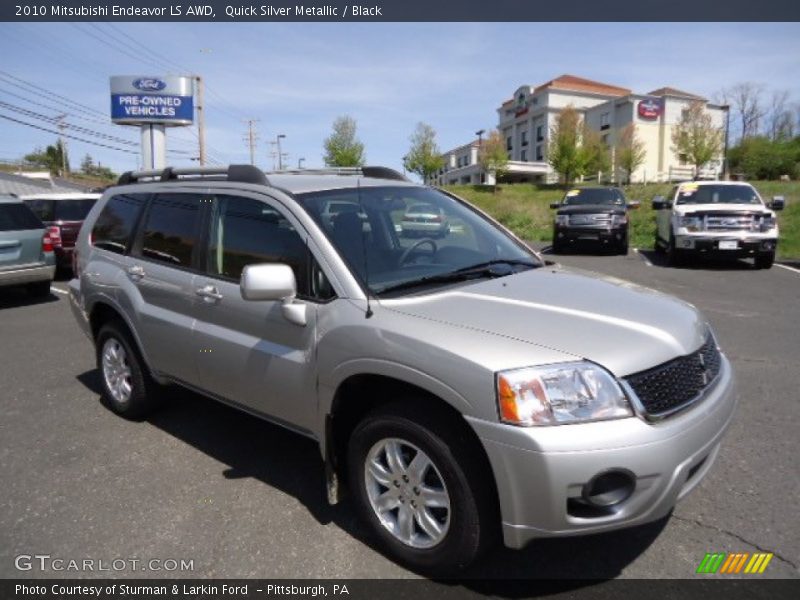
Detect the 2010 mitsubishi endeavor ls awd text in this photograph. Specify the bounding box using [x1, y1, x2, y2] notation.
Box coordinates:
[68, 165, 736, 573]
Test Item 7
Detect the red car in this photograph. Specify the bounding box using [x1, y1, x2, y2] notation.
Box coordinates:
[22, 193, 100, 272]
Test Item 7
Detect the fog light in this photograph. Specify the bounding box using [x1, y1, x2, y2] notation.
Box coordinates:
[682, 239, 694, 248]
[761, 241, 775, 251]
[582, 469, 636, 507]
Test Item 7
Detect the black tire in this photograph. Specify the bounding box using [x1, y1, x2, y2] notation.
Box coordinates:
[348, 403, 497, 574]
[754, 252, 775, 270]
[27, 280, 52, 298]
[654, 233, 665, 254]
[618, 239, 629, 255]
[95, 320, 161, 420]
[666, 231, 687, 267]
[551, 237, 563, 254]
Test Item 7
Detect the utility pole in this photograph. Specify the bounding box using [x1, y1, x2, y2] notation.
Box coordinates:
[55, 113, 68, 175]
[268, 140, 278, 170]
[195, 75, 206, 166]
[298, 157, 305, 169]
[243, 119, 260, 166]
[276, 134, 286, 170]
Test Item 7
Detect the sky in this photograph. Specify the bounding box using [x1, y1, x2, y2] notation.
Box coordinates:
[1, 22, 799, 176]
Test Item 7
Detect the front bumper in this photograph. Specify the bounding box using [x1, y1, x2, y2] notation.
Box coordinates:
[0, 263, 55, 288]
[467, 356, 736, 549]
[554, 226, 626, 245]
[674, 234, 777, 256]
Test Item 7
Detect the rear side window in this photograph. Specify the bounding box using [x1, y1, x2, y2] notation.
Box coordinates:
[0, 203, 43, 231]
[139, 193, 201, 267]
[91, 194, 147, 255]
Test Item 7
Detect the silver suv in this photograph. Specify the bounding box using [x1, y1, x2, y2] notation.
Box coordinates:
[69, 165, 736, 573]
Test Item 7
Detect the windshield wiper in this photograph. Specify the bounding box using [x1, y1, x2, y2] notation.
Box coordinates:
[453, 258, 539, 273]
[376, 259, 536, 296]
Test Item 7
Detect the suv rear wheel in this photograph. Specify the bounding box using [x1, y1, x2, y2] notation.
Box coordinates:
[347, 403, 495, 573]
[96, 321, 161, 419]
[666, 231, 687, 267]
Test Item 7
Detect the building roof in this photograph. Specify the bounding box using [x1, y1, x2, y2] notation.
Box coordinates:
[648, 86, 706, 101]
[534, 75, 631, 97]
[0, 171, 95, 196]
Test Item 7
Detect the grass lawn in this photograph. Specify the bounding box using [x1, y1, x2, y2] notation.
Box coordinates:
[443, 181, 800, 259]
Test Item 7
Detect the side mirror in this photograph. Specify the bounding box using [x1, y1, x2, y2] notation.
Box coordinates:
[771, 196, 785, 211]
[627, 201, 641, 210]
[652, 196, 671, 210]
[240, 263, 306, 326]
[549, 202, 561, 209]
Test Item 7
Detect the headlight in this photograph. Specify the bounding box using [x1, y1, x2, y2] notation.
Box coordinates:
[759, 215, 776, 232]
[496, 362, 633, 426]
[555, 214, 569, 226]
[679, 215, 702, 232]
[611, 214, 628, 226]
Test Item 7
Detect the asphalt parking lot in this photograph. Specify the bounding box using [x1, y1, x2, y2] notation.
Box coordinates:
[0, 248, 798, 584]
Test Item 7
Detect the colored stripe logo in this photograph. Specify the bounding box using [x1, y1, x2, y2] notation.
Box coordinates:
[697, 552, 773, 574]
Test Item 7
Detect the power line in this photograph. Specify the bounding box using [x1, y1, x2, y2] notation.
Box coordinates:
[0, 113, 140, 155]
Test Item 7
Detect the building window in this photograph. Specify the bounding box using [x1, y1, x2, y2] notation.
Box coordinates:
[536, 145, 543, 161]
[506, 136, 512, 152]
[601, 134, 610, 146]
[678, 153, 688, 165]
[521, 130, 528, 146]
[520, 149, 527, 162]
[600, 112, 610, 130]
[536, 125, 544, 142]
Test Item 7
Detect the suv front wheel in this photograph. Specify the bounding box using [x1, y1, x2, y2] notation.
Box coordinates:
[347, 404, 495, 573]
[96, 321, 161, 419]
[754, 251, 775, 270]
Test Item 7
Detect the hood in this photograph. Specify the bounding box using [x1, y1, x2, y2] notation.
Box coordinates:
[674, 203, 773, 217]
[557, 204, 625, 215]
[381, 268, 707, 377]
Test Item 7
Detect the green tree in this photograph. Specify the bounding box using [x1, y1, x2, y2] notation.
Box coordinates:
[78, 153, 117, 181]
[671, 101, 723, 176]
[728, 136, 799, 180]
[477, 130, 509, 190]
[582, 126, 611, 179]
[24, 139, 69, 174]
[404, 122, 445, 183]
[323, 116, 365, 167]
[548, 106, 587, 185]
[615, 124, 647, 184]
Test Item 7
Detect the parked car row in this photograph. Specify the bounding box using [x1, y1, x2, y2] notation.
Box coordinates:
[0, 192, 100, 300]
[548, 181, 783, 269]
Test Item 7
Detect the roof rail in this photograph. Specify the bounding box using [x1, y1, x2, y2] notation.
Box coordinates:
[117, 164, 268, 186]
[267, 165, 408, 182]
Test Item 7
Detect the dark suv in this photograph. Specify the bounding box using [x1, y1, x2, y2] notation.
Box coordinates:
[22, 193, 100, 272]
[550, 187, 639, 255]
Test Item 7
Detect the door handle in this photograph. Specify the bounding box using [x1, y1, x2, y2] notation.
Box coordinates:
[196, 284, 223, 301]
[127, 265, 145, 280]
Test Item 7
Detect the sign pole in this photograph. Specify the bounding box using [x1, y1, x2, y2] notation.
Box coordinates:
[141, 124, 166, 170]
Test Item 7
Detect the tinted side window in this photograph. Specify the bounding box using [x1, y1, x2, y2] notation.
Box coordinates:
[139, 194, 201, 268]
[24, 199, 55, 221]
[91, 194, 146, 255]
[54, 199, 98, 221]
[207, 195, 312, 296]
[0, 203, 43, 231]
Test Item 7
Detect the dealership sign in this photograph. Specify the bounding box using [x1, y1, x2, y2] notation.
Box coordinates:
[110, 75, 194, 125]
[638, 98, 663, 120]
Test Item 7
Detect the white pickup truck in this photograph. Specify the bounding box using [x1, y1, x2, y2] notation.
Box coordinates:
[652, 181, 784, 269]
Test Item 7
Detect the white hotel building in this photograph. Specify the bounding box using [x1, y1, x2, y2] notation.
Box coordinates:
[431, 75, 727, 186]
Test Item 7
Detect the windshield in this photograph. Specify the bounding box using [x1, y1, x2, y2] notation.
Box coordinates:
[295, 186, 539, 295]
[562, 188, 624, 206]
[25, 198, 97, 221]
[675, 184, 762, 205]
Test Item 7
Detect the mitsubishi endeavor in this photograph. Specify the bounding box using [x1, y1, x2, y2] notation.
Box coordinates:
[69, 165, 736, 573]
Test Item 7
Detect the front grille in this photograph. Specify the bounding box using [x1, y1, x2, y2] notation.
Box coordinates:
[568, 214, 612, 227]
[625, 335, 722, 418]
[703, 213, 757, 232]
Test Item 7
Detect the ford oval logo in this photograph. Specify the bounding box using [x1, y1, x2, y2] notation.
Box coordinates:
[133, 78, 167, 92]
